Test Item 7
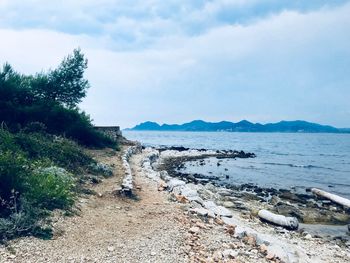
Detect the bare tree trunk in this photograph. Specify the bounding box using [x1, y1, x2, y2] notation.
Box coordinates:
[311, 188, 350, 208]
[258, 209, 299, 230]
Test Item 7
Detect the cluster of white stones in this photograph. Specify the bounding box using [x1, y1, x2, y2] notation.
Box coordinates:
[140, 148, 160, 180]
[120, 144, 141, 195]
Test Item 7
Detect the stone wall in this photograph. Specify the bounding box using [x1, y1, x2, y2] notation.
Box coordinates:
[94, 126, 123, 142]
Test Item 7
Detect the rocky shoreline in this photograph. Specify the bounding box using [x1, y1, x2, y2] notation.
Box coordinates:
[135, 146, 350, 262]
[158, 148, 350, 226]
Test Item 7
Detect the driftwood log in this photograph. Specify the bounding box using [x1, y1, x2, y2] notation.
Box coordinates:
[258, 209, 299, 230]
[311, 188, 350, 208]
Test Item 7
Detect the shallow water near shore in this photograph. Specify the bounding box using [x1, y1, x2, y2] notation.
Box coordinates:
[124, 131, 350, 199]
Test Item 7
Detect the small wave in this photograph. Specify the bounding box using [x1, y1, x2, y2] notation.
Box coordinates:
[263, 162, 334, 170]
[269, 151, 306, 157]
[319, 153, 348, 158]
[327, 182, 350, 187]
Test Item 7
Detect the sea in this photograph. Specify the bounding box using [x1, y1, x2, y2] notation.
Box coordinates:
[123, 131, 350, 199]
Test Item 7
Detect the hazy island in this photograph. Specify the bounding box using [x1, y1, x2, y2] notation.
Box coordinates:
[128, 120, 350, 133]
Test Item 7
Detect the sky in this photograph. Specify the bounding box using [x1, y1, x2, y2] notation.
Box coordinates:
[0, 0, 349, 128]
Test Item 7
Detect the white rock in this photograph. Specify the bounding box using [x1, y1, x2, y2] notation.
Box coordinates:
[223, 201, 235, 208]
[189, 227, 200, 234]
[203, 201, 232, 217]
[222, 249, 238, 258]
[221, 216, 239, 226]
[180, 186, 198, 198]
[191, 208, 209, 217]
[167, 178, 186, 191]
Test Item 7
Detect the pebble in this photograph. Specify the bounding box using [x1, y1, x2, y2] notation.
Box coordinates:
[304, 234, 312, 240]
[223, 201, 235, 208]
[189, 227, 200, 234]
[222, 249, 238, 258]
[266, 252, 275, 260]
[107, 246, 115, 252]
[259, 244, 268, 254]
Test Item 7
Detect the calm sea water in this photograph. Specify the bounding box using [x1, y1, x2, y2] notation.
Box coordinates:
[123, 131, 350, 198]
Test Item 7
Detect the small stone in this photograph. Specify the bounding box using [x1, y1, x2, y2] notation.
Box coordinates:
[107, 246, 115, 252]
[189, 227, 200, 234]
[215, 217, 224, 225]
[304, 234, 312, 240]
[223, 201, 235, 208]
[222, 249, 238, 258]
[195, 222, 206, 229]
[158, 180, 167, 191]
[213, 251, 223, 261]
[243, 234, 256, 245]
[175, 194, 189, 204]
[266, 252, 275, 260]
[259, 244, 268, 254]
[191, 208, 209, 217]
[225, 225, 236, 236]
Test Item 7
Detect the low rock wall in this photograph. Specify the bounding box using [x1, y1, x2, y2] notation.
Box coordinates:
[120, 144, 142, 195]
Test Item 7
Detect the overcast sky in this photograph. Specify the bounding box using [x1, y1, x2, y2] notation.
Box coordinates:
[0, 0, 349, 128]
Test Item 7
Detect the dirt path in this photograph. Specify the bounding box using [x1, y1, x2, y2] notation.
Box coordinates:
[0, 148, 187, 263]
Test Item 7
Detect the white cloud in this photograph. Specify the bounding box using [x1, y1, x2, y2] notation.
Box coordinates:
[0, 2, 349, 127]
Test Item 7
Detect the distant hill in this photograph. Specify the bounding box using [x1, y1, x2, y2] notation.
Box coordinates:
[127, 120, 348, 133]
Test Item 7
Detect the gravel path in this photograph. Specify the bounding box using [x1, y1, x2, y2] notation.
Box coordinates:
[0, 148, 187, 263]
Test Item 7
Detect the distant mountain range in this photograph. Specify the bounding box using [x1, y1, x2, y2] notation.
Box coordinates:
[127, 120, 350, 133]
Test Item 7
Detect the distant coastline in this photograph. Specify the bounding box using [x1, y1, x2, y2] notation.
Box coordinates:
[127, 120, 350, 133]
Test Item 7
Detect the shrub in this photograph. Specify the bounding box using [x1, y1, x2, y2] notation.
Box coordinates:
[25, 167, 76, 210]
[0, 151, 29, 216]
[14, 132, 94, 173]
[89, 162, 113, 177]
[0, 197, 51, 242]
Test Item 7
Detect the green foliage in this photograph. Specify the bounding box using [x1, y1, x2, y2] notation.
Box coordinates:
[0, 49, 117, 149]
[0, 197, 52, 242]
[14, 131, 94, 173]
[26, 167, 76, 210]
[31, 49, 89, 108]
[0, 151, 28, 212]
[0, 129, 95, 241]
[89, 162, 113, 177]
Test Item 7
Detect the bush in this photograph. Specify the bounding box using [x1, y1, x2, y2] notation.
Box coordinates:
[14, 132, 94, 173]
[0, 129, 86, 242]
[0, 197, 51, 242]
[25, 167, 76, 210]
[0, 151, 28, 216]
[89, 162, 113, 177]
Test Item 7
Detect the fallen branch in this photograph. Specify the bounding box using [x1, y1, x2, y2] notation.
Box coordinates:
[258, 209, 299, 230]
[311, 188, 350, 208]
